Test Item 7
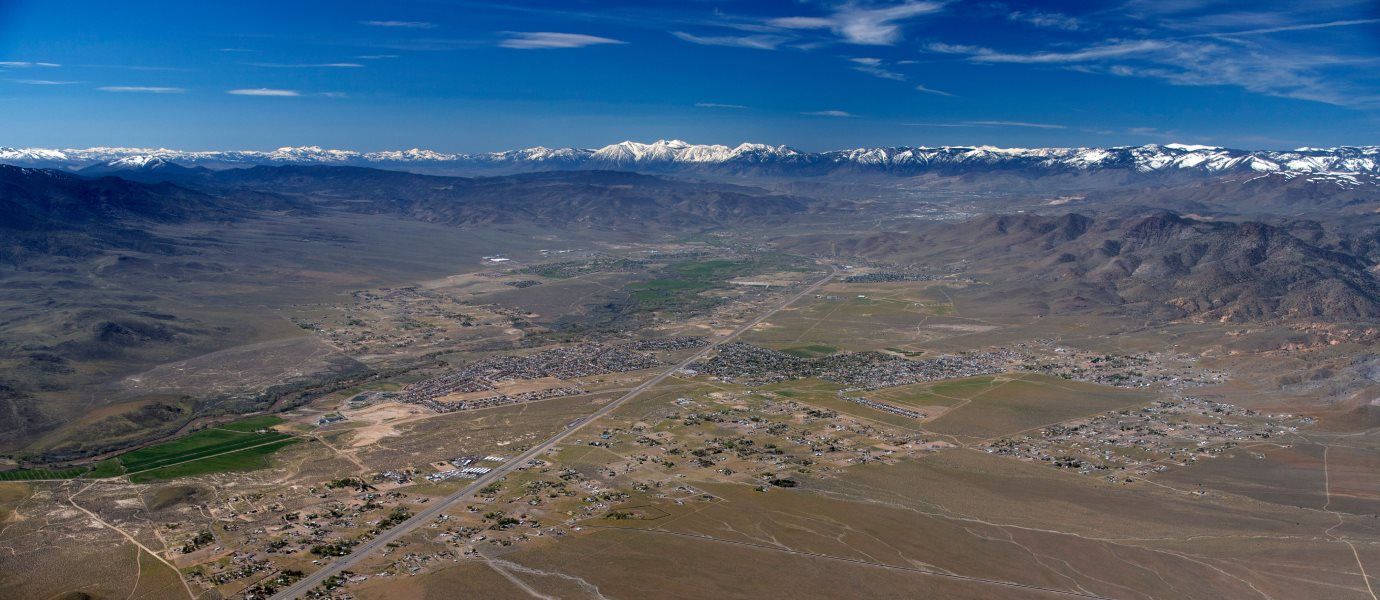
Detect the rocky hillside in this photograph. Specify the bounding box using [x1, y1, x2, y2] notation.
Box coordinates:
[786, 212, 1380, 322]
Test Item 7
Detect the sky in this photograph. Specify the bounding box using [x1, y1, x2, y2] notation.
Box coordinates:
[0, 0, 1377, 152]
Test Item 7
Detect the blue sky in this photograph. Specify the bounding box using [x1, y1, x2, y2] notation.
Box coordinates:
[0, 0, 1377, 151]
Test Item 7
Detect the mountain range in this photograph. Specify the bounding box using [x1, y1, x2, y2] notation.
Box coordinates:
[3, 140, 1378, 181]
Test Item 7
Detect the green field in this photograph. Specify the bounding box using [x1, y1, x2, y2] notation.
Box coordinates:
[128, 438, 300, 483]
[119, 426, 293, 474]
[626, 259, 745, 311]
[0, 458, 126, 481]
[0, 466, 92, 481]
[0, 416, 298, 482]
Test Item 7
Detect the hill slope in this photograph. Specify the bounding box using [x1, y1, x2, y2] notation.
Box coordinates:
[785, 212, 1380, 322]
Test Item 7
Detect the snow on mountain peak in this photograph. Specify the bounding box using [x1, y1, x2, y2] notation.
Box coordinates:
[1, 141, 1378, 178]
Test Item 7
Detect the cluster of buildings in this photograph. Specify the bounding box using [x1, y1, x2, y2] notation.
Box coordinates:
[619, 336, 707, 353]
[982, 396, 1308, 477]
[842, 272, 943, 283]
[696, 342, 1024, 390]
[1018, 342, 1227, 389]
[816, 349, 1025, 390]
[432, 387, 586, 414]
[426, 455, 507, 481]
[400, 341, 668, 411]
[839, 393, 926, 419]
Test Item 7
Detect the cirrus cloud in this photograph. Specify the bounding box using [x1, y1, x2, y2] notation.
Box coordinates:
[249, 62, 364, 68]
[672, 31, 787, 50]
[362, 20, 435, 29]
[98, 86, 186, 93]
[227, 88, 300, 97]
[0, 61, 60, 68]
[770, 1, 945, 45]
[499, 32, 626, 50]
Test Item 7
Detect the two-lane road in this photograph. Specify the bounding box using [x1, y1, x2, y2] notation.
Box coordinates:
[270, 267, 836, 599]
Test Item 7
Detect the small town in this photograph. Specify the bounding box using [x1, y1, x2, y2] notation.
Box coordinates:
[982, 396, 1310, 480]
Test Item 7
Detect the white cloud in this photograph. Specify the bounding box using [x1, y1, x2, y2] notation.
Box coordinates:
[771, 2, 945, 45]
[925, 31, 1379, 107]
[499, 32, 626, 49]
[850, 57, 905, 80]
[97, 86, 186, 93]
[672, 31, 787, 50]
[0, 61, 60, 68]
[362, 20, 435, 29]
[227, 88, 300, 97]
[9, 79, 78, 85]
[1198, 18, 1380, 38]
[914, 84, 954, 96]
[964, 120, 1066, 129]
[355, 54, 399, 60]
[925, 42, 983, 54]
[906, 120, 1066, 129]
[695, 102, 748, 109]
[968, 40, 1168, 63]
[768, 16, 833, 30]
[1008, 11, 1081, 31]
[249, 63, 364, 68]
[802, 110, 855, 117]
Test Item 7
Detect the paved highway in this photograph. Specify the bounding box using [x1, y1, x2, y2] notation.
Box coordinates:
[270, 267, 836, 599]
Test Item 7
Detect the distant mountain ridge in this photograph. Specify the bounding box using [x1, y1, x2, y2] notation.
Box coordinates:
[3, 140, 1378, 178]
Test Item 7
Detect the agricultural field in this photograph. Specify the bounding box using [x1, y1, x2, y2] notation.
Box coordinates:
[117, 420, 298, 482]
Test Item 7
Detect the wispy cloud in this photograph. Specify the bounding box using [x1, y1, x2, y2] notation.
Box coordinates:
[695, 102, 747, 109]
[914, 84, 954, 96]
[1196, 18, 1380, 38]
[1008, 11, 1081, 31]
[219, 48, 253, 53]
[0, 61, 60, 68]
[672, 31, 787, 50]
[849, 57, 905, 80]
[82, 64, 190, 72]
[362, 20, 435, 29]
[226, 88, 300, 97]
[499, 32, 626, 49]
[927, 33, 1379, 108]
[925, 42, 983, 55]
[98, 86, 186, 93]
[8, 79, 78, 85]
[354, 54, 399, 60]
[965, 120, 1066, 129]
[965, 41, 1168, 64]
[249, 62, 364, 68]
[1125, 126, 1185, 139]
[770, 1, 945, 45]
[907, 120, 1066, 129]
[802, 110, 855, 117]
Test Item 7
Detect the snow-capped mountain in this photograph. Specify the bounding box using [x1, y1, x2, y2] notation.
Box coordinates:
[3, 140, 1378, 179]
